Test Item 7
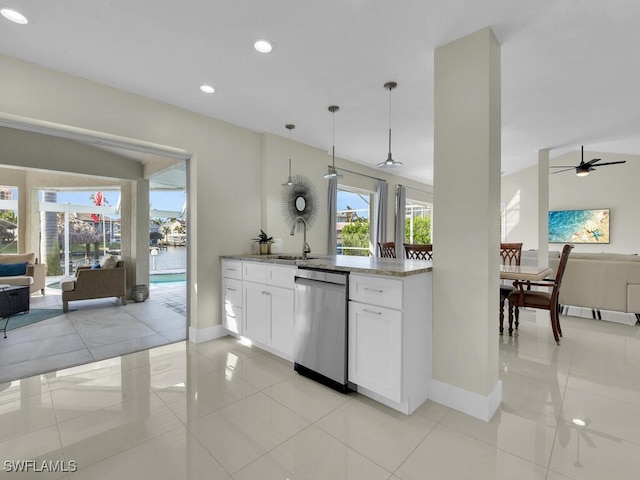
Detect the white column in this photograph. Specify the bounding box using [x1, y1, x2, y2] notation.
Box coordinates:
[538, 149, 550, 266]
[431, 27, 502, 421]
[120, 179, 149, 297]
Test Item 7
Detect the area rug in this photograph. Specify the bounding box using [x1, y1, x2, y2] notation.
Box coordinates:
[4, 309, 65, 331]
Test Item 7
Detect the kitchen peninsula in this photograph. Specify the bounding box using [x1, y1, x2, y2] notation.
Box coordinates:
[220, 254, 433, 414]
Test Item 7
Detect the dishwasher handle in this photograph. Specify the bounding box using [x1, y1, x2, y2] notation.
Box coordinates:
[295, 268, 348, 285]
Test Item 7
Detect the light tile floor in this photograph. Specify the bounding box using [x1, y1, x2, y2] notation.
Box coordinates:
[0, 282, 186, 384]
[1, 309, 639, 479]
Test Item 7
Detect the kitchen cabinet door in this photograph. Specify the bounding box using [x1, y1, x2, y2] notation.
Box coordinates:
[348, 301, 402, 402]
[243, 281, 268, 345]
[267, 285, 294, 357]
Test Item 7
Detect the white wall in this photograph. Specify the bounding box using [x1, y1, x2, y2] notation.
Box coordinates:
[0, 53, 432, 333]
[0, 53, 263, 331]
[261, 132, 432, 256]
[502, 150, 640, 254]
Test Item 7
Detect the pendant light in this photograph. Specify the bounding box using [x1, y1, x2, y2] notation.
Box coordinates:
[324, 105, 343, 179]
[378, 81, 403, 168]
[282, 124, 296, 186]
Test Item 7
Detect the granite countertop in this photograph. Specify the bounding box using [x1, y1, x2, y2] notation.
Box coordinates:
[220, 253, 432, 277]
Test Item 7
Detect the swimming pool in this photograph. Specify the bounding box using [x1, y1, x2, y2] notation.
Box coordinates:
[150, 273, 186, 283]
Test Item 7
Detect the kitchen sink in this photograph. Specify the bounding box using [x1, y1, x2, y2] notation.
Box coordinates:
[274, 255, 317, 261]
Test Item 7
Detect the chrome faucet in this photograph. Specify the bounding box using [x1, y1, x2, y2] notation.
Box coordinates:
[290, 216, 311, 259]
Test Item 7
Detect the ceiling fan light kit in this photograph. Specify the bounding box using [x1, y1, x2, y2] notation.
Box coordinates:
[551, 145, 626, 177]
[378, 81, 403, 169]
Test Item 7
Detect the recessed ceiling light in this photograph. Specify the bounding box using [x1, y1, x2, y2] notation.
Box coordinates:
[1, 7, 29, 24]
[254, 39, 273, 54]
[200, 85, 215, 94]
[572, 418, 586, 427]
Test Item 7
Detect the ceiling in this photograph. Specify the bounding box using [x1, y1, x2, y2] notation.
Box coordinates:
[2, 0, 640, 185]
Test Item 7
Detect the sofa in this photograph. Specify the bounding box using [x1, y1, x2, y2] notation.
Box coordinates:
[0, 253, 46, 295]
[538, 251, 640, 325]
[61, 257, 127, 312]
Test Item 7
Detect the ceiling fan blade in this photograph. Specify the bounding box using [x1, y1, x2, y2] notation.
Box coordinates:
[583, 158, 601, 166]
[551, 168, 575, 174]
[591, 161, 626, 167]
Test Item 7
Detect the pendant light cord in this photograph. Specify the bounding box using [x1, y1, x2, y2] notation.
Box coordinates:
[388, 86, 392, 155]
[332, 108, 336, 167]
[288, 127, 292, 175]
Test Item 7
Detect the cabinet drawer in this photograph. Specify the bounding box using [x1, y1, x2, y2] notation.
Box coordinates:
[222, 260, 243, 280]
[243, 262, 267, 283]
[223, 303, 242, 335]
[349, 274, 403, 310]
[223, 278, 242, 306]
[268, 265, 295, 289]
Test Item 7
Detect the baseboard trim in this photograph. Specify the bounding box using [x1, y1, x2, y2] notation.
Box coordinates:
[429, 378, 502, 422]
[188, 324, 228, 343]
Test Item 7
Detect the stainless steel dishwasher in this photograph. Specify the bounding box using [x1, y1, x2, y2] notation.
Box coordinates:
[293, 267, 350, 392]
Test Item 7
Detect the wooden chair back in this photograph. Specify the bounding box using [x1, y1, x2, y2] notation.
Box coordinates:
[404, 244, 433, 261]
[377, 242, 396, 258]
[500, 243, 523, 266]
[551, 244, 574, 300]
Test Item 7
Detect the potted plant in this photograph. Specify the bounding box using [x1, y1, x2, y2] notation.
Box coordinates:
[253, 229, 273, 254]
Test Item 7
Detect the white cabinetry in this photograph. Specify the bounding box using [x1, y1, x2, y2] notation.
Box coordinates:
[349, 301, 402, 402]
[221, 260, 243, 335]
[243, 280, 269, 343]
[348, 272, 432, 414]
[239, 262, 295, 359]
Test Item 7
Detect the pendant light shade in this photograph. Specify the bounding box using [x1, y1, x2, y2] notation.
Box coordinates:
[282, 124, 296, 186]
[378, 81, 403, 169]
[324, 105, 343, 179]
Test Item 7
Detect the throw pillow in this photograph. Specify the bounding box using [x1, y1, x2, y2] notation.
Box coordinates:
[101, 255, 118, 269]
[91, 263, 101, 269]
[0, 262, 28, 276]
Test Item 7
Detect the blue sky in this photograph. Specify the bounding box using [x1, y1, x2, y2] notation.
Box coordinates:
[337, 190, 370, 218]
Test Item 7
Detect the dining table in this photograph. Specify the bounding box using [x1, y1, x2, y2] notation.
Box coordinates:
[500, 264, 553, 282]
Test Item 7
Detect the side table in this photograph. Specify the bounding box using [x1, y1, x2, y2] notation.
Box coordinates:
[0, 285, 31, 338]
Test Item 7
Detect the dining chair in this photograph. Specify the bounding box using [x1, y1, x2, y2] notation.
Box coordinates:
[499, 242, 523, 335]
[404, 244, 433, 260]
[507, 244, 574, 345]
[377, 242, 396, 258]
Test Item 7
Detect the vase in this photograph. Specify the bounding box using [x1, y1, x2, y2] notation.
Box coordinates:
[259, 243, 270, 254]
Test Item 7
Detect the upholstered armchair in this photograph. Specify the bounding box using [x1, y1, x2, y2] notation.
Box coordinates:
[61, 259, 127, 312]
[0, 253, 46, 295]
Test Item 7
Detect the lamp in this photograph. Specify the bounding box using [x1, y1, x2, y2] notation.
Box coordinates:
[324, 105, 343, 179]
[378, 81, 403, 168]
[282, 124, 296, 186]
[576, 166, 590, 177]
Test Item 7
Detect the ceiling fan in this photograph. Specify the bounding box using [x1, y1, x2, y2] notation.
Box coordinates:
[551, 146, 626, 177]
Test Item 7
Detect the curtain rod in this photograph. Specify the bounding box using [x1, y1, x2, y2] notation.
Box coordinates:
[329, 166, 387, 183]
[398, 184, 433, 195]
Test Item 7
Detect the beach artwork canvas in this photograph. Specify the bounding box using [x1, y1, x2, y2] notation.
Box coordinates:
[548, 208, 610, 243]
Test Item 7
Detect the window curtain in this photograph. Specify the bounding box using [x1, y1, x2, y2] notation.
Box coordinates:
[395, 185, 406, 257]
[372, 180, 388, 257]
[327, 176, 337, 255]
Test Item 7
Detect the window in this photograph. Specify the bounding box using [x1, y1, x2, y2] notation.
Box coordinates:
[0, 185, 18, 253]
[336, 186, 373, 256]
[404, 200, 432, 244]
[39, 189, 120, 275]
